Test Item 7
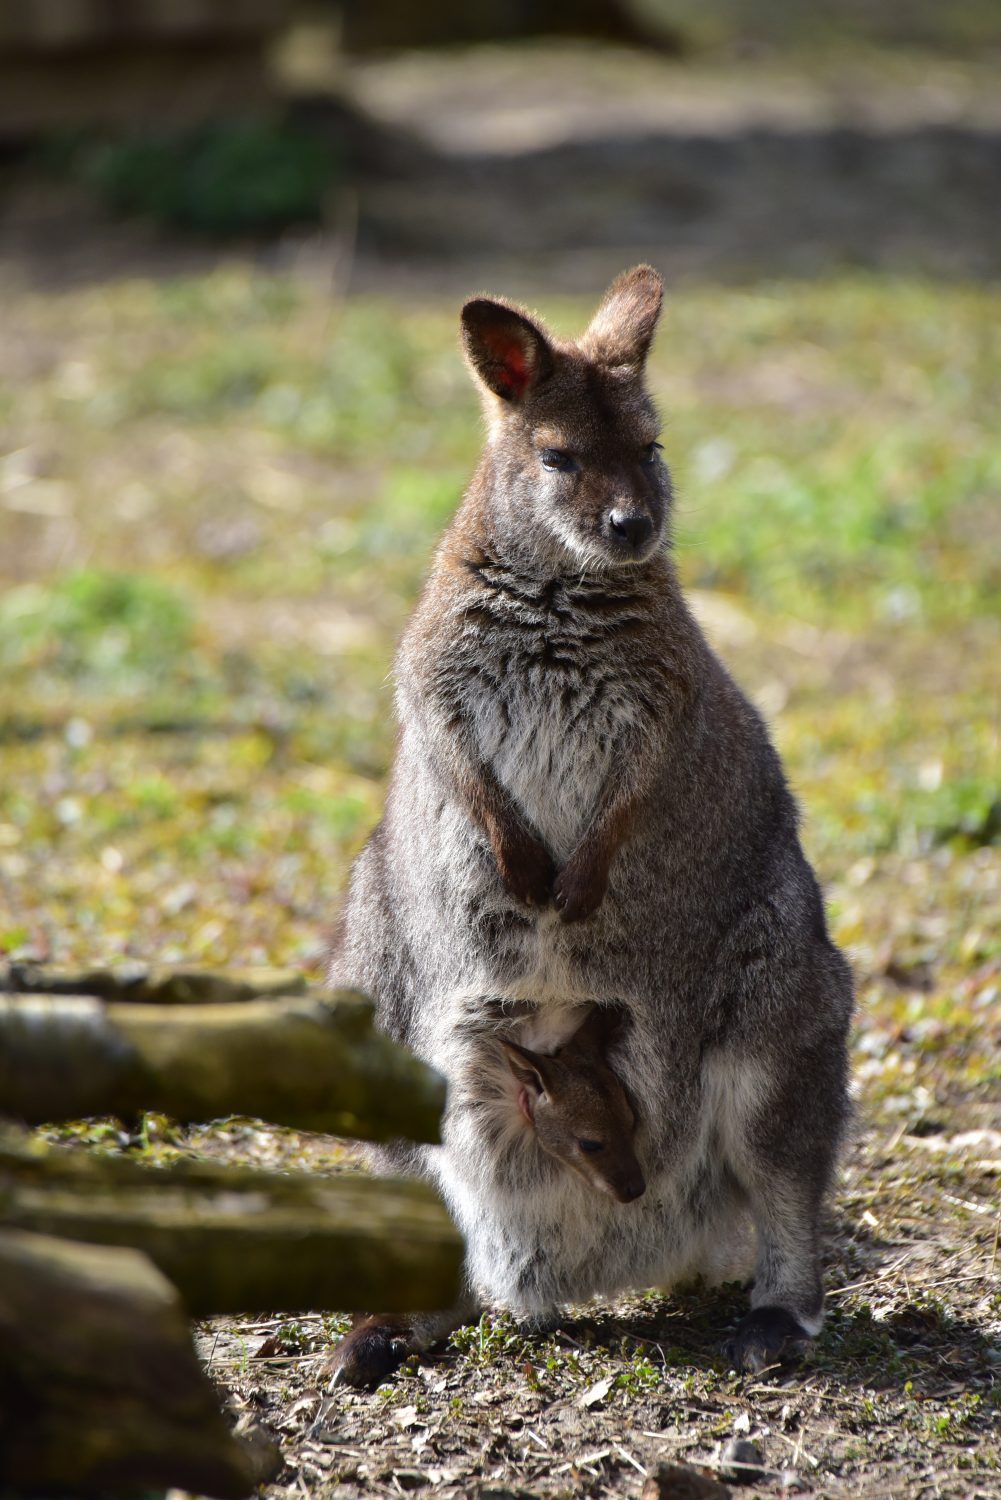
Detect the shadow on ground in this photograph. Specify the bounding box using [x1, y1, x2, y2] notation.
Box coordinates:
[353, 121, 1001, 289]
[2, 57, 1000, 294]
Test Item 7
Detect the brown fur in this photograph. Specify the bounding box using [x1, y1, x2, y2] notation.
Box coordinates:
[407, 267, 676, 920]
[499, 1007, 646, 1204]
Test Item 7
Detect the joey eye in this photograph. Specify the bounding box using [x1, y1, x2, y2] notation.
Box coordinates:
[540, 448, 577, 473]
[640, 441, 663, 466]
[578, 1138, 604, 1154]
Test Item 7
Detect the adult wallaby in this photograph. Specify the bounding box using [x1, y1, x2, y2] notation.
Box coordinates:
[327, 266, 853, 1385]
[499, 1004, 646, 1206]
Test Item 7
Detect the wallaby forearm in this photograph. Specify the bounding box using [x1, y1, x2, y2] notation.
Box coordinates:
[402, 666, 553, 905]
[553, 798, 637, 921]
[578, 787, 642, 869]
[554, 729, 662, 922]
[461, 757, 554, 907]
[406, 643, 665, 919]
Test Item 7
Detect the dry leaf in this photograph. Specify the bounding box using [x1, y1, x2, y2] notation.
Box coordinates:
[578, 1376, 614, 1408]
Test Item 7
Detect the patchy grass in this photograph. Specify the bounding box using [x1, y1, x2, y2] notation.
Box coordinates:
[1, 268, 999, 1497]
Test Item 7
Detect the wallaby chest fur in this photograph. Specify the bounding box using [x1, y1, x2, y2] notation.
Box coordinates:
[329, 267, 852, 1357]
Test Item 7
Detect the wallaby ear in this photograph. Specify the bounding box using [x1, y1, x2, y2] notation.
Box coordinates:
[461, 299, 554, 403]
[499, 1037, 550, 1096]
[581, 264, 663, 370]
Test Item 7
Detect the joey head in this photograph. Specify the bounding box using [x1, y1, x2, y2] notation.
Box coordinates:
[500, 1006, 646, 1205]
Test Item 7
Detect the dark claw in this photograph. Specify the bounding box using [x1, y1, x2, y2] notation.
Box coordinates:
[725, 1306, 811, 1374]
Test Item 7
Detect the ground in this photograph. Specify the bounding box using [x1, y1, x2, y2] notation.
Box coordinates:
[1, 41, 999, 1500]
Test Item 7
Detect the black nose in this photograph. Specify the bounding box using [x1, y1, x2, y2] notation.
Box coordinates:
[616, 1174, 647, 1204]
[609, 510, 653, 549]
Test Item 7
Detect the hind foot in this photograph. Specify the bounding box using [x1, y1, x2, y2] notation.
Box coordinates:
[325, 1315, 412, 1389]
[725, 1306, 812, 1373]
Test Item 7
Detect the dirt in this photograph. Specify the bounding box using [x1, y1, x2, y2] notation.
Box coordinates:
[187, 1120, 999, 1500]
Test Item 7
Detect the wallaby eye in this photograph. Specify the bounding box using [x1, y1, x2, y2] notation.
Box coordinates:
[578, 1138, 604, 1154]
[540, 448, 577, 473]
[640, 441, 662, 466]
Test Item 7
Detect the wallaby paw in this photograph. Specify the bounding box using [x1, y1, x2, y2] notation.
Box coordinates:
[325, 1317, 410, 1389]
[724, 1306, 811, 1374]
[495, 832, 554, 909]
[553, 857, 607, 923]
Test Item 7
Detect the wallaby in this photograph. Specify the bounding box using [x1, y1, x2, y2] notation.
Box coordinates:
[327, 266, 853, 1387]
[499, 1005, 646, 1205]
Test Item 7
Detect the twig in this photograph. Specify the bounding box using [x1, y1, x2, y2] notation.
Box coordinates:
[941, 1192, 997, 1217]
[773, 1428, 820, 1470]
[745, 1386, 844, 1405]
[830, 1267, 987, 1299]
[615, 1443, 648, 1477]
[912, 1270, 991, 1290]
[826, 1256, 911, 1297]
[576, 1448, 612, 1467]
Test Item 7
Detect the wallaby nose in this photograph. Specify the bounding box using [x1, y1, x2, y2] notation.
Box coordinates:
[617, 1173, 647, 1204]
[609, 510, 653, 549]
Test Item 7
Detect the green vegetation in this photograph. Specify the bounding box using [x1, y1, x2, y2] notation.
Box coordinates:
[1, 267, 997, 1493]
[1, 272, 997, 963]
[40, 120, 339, 235]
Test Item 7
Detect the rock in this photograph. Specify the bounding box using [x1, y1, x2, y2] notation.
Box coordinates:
[719, 1438, 765, 1484]
[642, 1462, 731, 1500]
[0, 1227, 259, 1498]
[232, 1420, 284, 1486]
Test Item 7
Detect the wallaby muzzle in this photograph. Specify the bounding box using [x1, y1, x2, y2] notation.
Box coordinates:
[605, 1165, 646, 1203]
[607, 509, 654, 552]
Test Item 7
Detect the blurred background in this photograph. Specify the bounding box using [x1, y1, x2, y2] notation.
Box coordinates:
[0, 1, 998, 1122]
[3, 0, 1001, 287]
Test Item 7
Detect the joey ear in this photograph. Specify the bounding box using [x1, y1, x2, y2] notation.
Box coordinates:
[461, 299, 554, 403]
[581, 264, 663, 369]
[499, 1038, 550, 1096]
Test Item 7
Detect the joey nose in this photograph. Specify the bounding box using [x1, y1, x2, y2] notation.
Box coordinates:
[617, 1173, 646, 1204]
[609, 510, 653, 549]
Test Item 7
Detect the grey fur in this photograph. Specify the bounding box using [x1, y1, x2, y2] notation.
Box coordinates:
[328, 266, 852, 1370]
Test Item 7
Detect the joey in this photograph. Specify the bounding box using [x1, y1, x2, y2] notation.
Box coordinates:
[500, 1006, 645, 1204]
